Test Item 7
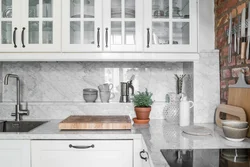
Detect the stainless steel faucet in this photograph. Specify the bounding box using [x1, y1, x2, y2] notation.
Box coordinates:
[4, 74, 29, 121]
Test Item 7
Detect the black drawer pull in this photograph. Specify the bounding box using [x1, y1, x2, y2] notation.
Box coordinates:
[13, 27, 17, 48]
[105, 28, 108, 48]
[140, 149, 149, 162]
[97, 27, 100, 48]
[21, 27, 25, 48]
[69, 144, 95, 149]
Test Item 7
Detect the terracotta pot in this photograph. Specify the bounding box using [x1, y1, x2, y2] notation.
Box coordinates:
[134, 107, 151, 120]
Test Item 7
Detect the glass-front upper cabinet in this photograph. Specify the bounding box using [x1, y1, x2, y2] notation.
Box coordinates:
[21, 0, 61, 52]
[144, 0, 197, 52]
[0, 0, 21, 52]
[103, 0, 143, 52]
[62, 0, 102, 52]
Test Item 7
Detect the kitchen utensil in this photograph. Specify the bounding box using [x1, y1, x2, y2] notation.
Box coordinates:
[83, 88, 98, 102]
[228, 13, 232, 63]
[223, 126, 248, 141]
[241, 8, 247, 60]
[182, 126, 212, 136]
[237, 15, 241, 55]
[234, 23, 237, 53]
[228, 70, 250, 137]
[3, 7, 12, 18]
[59, 115, 132, 130]
[247, 2, 250, 60]
[175, 74, 186, 94]
[215, 104, 247, 127]
[98, 83, 113, 91]
[120, 75, 135, 103]
[222, 120, 248, 129]
[99, 90, 115, 103]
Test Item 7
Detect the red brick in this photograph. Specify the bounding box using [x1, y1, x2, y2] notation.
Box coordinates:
[220, 46, 229, 57]
[227, 0, 238, 9]
[228, 79, 236, 85]
[216, 14, 229, 28]
[217, 37, 227, 49]
[237, 3, 247, 14]
[221, 80, 227, 89]
[222, 69, 231, 78]
[232, 67, 250, 77]
[228, 56, 236, 66]
[224, 91, 228, 100]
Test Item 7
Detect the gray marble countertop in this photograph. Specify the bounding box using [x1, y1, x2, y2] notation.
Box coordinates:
[1, 119, 250, 167]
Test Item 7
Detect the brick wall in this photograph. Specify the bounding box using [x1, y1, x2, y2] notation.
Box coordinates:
[215, 0, 250, 103]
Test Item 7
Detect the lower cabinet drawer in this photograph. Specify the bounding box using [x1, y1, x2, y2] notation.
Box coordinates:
[31, 140, 133, 167]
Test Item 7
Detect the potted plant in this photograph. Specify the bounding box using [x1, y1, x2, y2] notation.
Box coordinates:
[132, 89, 154, 121]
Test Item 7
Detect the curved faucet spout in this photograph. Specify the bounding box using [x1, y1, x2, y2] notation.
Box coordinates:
[4, 74, 19, 85]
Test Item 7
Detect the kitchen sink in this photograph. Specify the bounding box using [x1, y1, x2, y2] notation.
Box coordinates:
[0, 121, 47, 132]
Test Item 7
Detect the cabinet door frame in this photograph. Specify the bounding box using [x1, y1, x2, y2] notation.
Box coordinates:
[20, 0, 61, 52]
[32, 140, 133, 167]
[0, 140, 30, 167]
[144, 0, 198, 52]
[103, 0, 143, 52]
[0, 0, 21, 52]
[62, 0, 103, 52]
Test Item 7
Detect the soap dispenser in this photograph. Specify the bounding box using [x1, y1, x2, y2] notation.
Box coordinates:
[179, 94, 194, 126]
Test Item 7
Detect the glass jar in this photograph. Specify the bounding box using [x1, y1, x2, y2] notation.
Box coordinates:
[163, 92, 181, 123]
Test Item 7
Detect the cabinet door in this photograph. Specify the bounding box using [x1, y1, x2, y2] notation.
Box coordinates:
[144, 0, 197, 52]
[0, 0, 21, 52]
[0, 140, 30, 167]
[32, 140, 133, 167]
[62, 0, 102, 52]
[103, 0, 143, 52]
[20, 0, 61, 52]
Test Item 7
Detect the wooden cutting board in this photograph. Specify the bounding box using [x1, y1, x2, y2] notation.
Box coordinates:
[59, 115, 132, 130]
[228, 71, 250, 137]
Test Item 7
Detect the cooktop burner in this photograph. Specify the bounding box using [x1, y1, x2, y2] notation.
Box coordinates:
[161, 149, 250, 167]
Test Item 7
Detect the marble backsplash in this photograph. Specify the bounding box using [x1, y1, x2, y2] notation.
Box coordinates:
[1, 62, 190, 103]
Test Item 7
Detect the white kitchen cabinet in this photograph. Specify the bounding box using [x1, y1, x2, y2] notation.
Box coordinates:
[0, 140, 30, 167]
[31, 140, 133, 167]
[0, 0, 61, 52]
[144, 0, 198, 52]
[62, 0, 103, 52]
[62, 0, 143, 52]
[0, 0, 21, 52]
[102, 0, 143, 52]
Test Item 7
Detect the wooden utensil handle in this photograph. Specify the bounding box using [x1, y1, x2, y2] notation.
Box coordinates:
[241, 37, 247, 59]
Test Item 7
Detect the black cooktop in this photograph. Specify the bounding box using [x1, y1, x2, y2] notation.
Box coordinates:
[161, 149, 250, 167]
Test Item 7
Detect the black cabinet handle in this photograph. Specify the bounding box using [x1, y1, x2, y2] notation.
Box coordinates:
[105, 28, 108, 48]
[69, 144, 95, 149]
[97, 27, 100, 48]
[147, 28, 150, 48]
[21, 27, 25, 48]
[140, 149, 149, 162]
[13, 27, 17, 48]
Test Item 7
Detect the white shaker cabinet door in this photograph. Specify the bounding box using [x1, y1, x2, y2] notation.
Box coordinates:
[0, 0, 21, 52]
[62, 0, 102, 52]
[144, 0, 198, 52]
[31, 140, 133, 167]
[103, 0, 143, 52]
[20, 0, 61, 52]
[0, 140, 30, 167]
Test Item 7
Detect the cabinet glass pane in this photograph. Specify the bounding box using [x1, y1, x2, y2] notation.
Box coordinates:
[2, 0, 12, 18]
[70, 21, 81, 44]
[84, 21, 94, 44]
[29, 21, 39, 44]
[1, 21, 12, 44]
[43, 21, 53, 44]
[84, 0, 94, 18]
[125, 22, 135, 44]
[29, 0, 39, 18]
[152, 22, 169, 45]
[111, 21, 121, 44]
[43, 0, 53, 18]
[125, 0, 135, 18]
[111, 0, 121, 18]
[173, 22, 189, 44]
[173, 0, 189, 19]
[152, 0, 168, 19]
[70, 0, 81, 18]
